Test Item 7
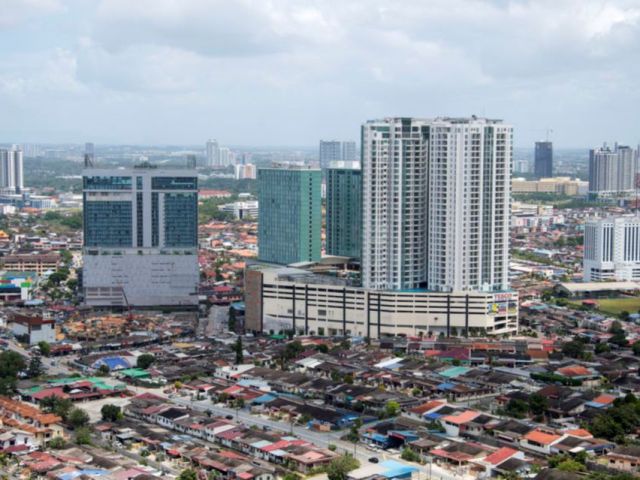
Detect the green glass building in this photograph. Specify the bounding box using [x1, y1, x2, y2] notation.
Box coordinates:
[258, 166, 321, 265]
[326, 162, 362, 259]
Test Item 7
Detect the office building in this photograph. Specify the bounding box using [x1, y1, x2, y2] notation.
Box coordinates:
[245, 264, 518, 338]
[219, 199, 259, 220]
[0, 146, 24, 193]
[588, 144, 638, 199]
[584, 215, 640, 281]
[326, 161, 362, 259]
[206, 139, 219, 167]
[82, 163, 199, 307]
[257, 165, 321, 265]
[534, 141, 553, 178]
[319, 140, 356, 167]
[361, 117, 512, 293]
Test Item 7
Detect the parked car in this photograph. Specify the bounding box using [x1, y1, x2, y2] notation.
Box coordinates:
[368, 457, 379, 464]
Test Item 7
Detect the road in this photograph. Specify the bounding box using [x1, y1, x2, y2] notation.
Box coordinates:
[168, 396, 466, 480]
[4, 339, 72, 376]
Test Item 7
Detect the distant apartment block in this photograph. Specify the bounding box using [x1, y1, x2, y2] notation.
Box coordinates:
[235, 164, 257, 180]
[534, 141, 553, 178]
[588, 144, 638, 199]
[319, 140, 356, 168]
[512, 177, 588, 196]
[584, 215, 640, 281]
[0, 145, 24, 193]
[1, 253, 60, 275]
[206, 139, 219, 167]
[325, 161, 361, 259]
[257, 166, 321, 265]
[82, 164, 199, 307]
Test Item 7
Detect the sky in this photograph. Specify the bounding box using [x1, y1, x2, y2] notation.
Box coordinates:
[0, 0, 639, 148]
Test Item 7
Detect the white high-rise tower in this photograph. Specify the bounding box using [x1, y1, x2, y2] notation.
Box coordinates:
[0, 145, 24, 193]
[361, 117, 512, 293]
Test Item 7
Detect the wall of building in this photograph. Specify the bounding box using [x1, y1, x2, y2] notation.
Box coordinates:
[246, 268, 518, 338]
[83, 250, 199, 307]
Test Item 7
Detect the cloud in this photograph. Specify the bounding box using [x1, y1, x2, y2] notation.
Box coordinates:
[1, 0, 640, 145]
[0, 0, 62, 28]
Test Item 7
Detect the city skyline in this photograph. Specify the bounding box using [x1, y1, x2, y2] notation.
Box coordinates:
[1, 1, 639, 147]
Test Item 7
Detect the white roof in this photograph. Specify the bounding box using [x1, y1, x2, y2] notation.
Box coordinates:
[559, 281, 640, 293]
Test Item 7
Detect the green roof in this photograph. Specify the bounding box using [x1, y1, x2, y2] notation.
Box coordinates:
[439, 366, 470, 378]
[119, 368, 151, 379]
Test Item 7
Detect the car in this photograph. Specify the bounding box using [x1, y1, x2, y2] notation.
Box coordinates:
[368, 457, 379, 463]
[225, 415, 234, 420]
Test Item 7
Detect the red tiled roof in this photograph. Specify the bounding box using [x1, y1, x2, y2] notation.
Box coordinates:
[483, 447, 518, 466]
[557, 365, 593, 377]
[592, 394, 616, 405]
[442, 410, 480, 425]
[410, 400, 445, 414]
[524, 430, 561, 445]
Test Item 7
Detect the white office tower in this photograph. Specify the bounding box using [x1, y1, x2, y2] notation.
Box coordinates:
[361, 117, 512, 293]
[82, 164, 199, 307]
[0, 145, 24, 193]
[588, 144, 637, 199]
[584, 215, 640, 281]
[206, 139, 219, 167]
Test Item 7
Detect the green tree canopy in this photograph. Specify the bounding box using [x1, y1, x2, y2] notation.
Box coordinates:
[136, 353, 155, 369]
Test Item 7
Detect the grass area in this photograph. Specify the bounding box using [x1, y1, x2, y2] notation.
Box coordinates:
[594, 297, 640, 315]
[568, 296, 640, 316]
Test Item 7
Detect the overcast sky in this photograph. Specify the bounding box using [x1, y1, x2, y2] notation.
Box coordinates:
[0, 0, 639, 148]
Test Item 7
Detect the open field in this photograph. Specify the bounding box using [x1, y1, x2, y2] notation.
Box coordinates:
[569, 296, 640, 316]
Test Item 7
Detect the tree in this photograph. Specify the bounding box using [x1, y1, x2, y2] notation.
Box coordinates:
[283, 340, 304, 361]
[504, 399, 529, 419]
[38, 341, 51, 357]
[529, 393, 548, 416]
[74, 427, 92, 445]
[101, 404, 123, 422]
[326, 455, 360, 480]
[49, 437, 67, 449]
[633, 342, 640, 356]
[234, 336, 244, 364]
[41, 396, 73, 420]
[384, 400, 400, 418]
[228, 307, 237, 332]
[27, 355, 44, 378]
[400, 447, 421, 463]
[595, 342, 611, 354]
[178, 469, 198, 480]
[557, 459, 586, 472]
[561, 339, 585, 359]
[97, 364, 110, 376]
[136, 353, 155, 369]
[0, 350, 26, 378]
[68, 408, 90, 429]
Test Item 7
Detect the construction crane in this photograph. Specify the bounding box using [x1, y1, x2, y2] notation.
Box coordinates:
[119, 286, 133, 321]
